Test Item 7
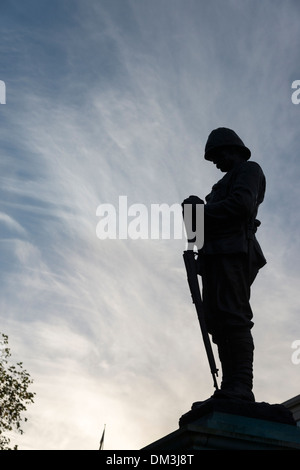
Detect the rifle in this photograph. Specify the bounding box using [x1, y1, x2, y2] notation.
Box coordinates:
[183, 250, 219, 390]
[182, 199, 219, 390]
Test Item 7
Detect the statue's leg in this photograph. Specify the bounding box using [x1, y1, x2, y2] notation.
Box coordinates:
[214, 329, 255, 402]
[204, 254, 256, 402]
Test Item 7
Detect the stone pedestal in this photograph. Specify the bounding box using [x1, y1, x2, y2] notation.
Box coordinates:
[142, 399, 300, 450]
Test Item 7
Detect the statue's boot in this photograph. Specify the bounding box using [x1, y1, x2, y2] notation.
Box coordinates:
[214, 331, 255, 402]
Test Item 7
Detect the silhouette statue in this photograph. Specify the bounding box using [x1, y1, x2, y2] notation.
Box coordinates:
[183, 128, 266, 403]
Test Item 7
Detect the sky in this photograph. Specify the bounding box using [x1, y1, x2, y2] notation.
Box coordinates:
[0, 0, 299, 450]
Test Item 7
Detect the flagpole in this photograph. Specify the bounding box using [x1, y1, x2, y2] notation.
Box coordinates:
[99, 424, 106, 450]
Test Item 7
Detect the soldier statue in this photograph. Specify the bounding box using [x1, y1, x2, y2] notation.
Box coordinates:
[183, 128, 266, 402]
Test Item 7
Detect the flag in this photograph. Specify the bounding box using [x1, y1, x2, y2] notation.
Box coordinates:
[99, 424, 106, 450]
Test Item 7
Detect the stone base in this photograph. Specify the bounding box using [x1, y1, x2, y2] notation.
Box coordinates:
[142, 399, 300, 450]
[179, 397, 296, 427]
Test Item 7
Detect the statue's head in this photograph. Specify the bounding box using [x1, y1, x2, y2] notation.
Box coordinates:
[204, 127, 251, 162]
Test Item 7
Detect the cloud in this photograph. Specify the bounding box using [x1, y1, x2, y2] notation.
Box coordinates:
[0, 211, 27, 235]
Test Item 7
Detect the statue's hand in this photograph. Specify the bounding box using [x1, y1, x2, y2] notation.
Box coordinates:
[181, 195, 204, 208]
[182, 196, 204, 247]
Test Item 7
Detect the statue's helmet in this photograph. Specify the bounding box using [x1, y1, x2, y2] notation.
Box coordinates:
[204, 127, 251, 161]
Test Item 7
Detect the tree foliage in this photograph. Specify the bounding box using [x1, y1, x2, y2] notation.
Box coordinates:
[0, 333, 35, 450]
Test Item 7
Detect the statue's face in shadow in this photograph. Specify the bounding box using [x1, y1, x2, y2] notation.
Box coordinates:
[210, 148, 245, 173]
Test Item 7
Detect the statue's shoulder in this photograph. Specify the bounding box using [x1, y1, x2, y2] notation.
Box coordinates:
[246, 160, 263, 169]
[240, 160, 265, 177]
